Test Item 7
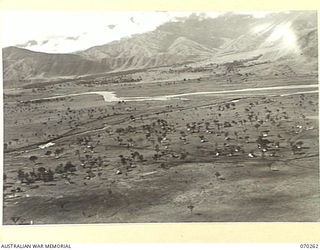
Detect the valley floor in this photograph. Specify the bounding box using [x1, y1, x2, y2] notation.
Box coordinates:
[3, 71, 319, 224]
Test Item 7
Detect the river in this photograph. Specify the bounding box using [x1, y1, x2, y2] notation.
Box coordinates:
[28, 84, 318, 103]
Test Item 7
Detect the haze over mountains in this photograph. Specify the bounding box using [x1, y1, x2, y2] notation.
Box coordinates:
[2, 11, 318, 82]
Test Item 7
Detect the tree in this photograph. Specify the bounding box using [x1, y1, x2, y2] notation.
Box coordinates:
[29, 155, 38, 163]
[46, 169, 54, 182]
[45, 150, 52, 156]
[55, 164, 65, 174]
[119, 155, 126, 165]
[205, 122, 210, 130]
[54, 148, 64, 156]
[138, 154, 144, 162]
[17, 169, 25, 182]
[187, 204, 194, 215]
[65, 161, 77, 172]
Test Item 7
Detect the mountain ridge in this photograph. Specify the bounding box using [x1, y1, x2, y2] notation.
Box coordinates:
[2, 11, 317, 83]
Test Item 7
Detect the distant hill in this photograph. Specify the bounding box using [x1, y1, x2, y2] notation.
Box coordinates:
[2, 46, 108, 82]
[2, 11, 317, 83]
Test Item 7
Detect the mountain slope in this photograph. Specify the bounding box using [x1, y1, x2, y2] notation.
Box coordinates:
[77, 30, 216, 71]
[3, 29, 216, 81]
[2, 11, 318, 83]
[2, 47, 109, 81]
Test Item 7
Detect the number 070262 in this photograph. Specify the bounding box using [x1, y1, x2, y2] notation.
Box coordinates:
[300, 244, 319, 248]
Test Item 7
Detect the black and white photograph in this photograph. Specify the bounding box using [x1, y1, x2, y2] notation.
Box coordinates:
[1, 10, 319, 225]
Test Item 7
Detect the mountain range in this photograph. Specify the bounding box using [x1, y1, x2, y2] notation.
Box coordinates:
[2, 11, 318, 83]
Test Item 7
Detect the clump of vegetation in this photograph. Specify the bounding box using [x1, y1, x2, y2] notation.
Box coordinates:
[55, 161, 77, 174]
[16, 167, 54, 184]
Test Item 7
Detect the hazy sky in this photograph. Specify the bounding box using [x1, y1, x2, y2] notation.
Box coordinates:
[0, 11, 275, 53]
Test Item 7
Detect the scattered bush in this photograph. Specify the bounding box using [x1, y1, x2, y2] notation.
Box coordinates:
[55, 161, 77, 174]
